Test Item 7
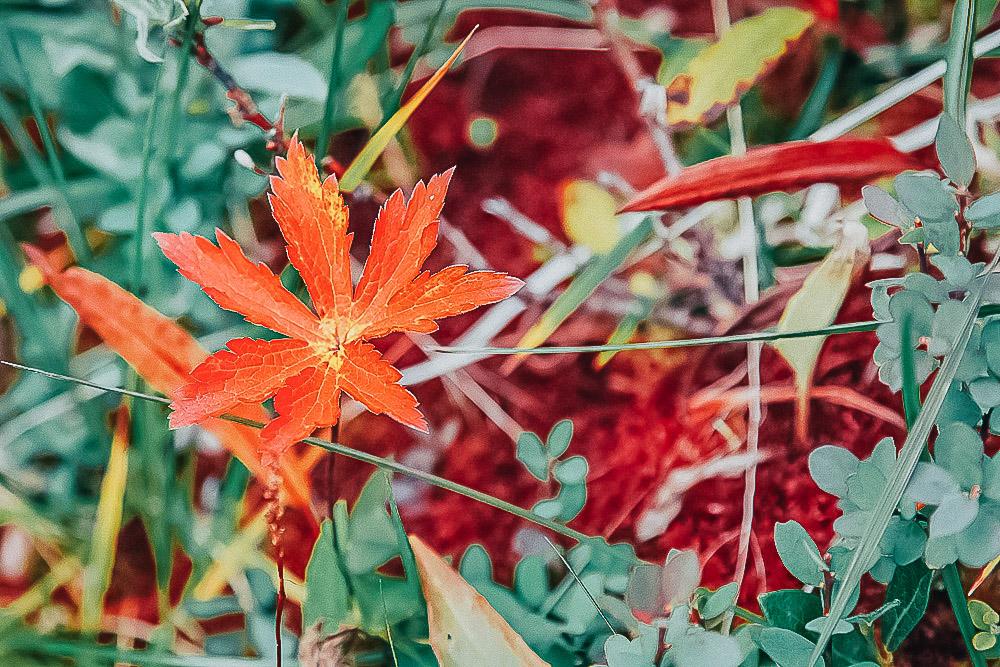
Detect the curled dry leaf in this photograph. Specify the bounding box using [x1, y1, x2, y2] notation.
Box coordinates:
[620, 138, 921, 213]
[409, 534, 549, 667]
[21, 245, 316, 511]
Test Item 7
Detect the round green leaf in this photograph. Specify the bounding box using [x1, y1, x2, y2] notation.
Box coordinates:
[774, 520, 826, 586]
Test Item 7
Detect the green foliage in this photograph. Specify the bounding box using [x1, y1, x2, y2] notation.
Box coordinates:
[901, 423, 1000, 567]
[302, 473, 432, 664]
[460, 536, 637, 664]
[969, 599, 1000, 652]
[773, 520, 826, 587]
[515, 420, 589, 522]
[881, 561, 934, 651]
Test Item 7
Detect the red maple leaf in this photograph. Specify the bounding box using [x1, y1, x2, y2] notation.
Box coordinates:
[155, 136, 523, 465]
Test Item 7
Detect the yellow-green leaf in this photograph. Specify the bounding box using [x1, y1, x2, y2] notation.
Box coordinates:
[340, 29, 475, 192]
[666, 7, 814, 128]
[771, 220, 869, 441]
[409, 535, 549, 667]
[561, 180, 620, 254]
[81, 406, 130, 631]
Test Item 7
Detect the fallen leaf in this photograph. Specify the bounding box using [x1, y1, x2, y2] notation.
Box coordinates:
[771, 219, 871, 441]
[666, 7, 814, 128]
[409, 535, 549, 667]
[22, 245, 316, 511]
[620, 138, 921, 213]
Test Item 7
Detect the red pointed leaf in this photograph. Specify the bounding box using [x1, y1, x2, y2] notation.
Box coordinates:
[620, 138, 922, 213]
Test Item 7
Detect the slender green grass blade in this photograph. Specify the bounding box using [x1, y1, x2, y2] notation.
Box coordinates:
[514, 218, 654, 352]
[339, 29, 475, 192]
[316, 0, 350, 161]
[5, 31, 91, 263]
[384, 0, 449, 117]
[944, 0, 976, 123]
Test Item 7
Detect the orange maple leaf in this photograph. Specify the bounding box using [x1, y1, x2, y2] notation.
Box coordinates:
[155, 136, 523, 463]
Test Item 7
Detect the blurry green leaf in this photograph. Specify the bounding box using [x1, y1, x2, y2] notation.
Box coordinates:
[894, 171, 959, 222]
[555, 483, 586, 522]
[808, 445, 861, 497]
[759, 589, 822, 635]
[303, 520, 351, 629]
[935, 422, 984, 488]
[698, 582, 739, 620]
[604, 631, 656, 667]
[862, 185, 911, 229]
[759, 627, 824, 667]
[929, 492, 979, 538]
[546, 419, 574, 458]
[804, 616, 852, 635]
[345, 473, 398, 573]
[229, 53, 327, 101]
[968, 193, 1000, 229]
[553, 456, 588, 485]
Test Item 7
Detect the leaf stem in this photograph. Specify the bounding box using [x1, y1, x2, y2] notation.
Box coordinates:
[315, 0, 350, 162]
[944, 563, 985, 667]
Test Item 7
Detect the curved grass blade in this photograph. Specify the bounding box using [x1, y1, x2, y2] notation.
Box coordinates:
[808, 252, 1000, 665]
[0, 358, 596, 546]
[339, 28, 475, 192]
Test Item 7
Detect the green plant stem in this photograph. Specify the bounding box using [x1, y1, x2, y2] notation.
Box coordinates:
[900, 317, 983, 667]
[162, 2, 200, 177]
[944, 563, 985, 667]
[0, 358, 592, 545]
[384, 0, 448, 117]
[315, 0, 350, 161]
[431, 306, 1000, 355]
[130, 66, 166, 296]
